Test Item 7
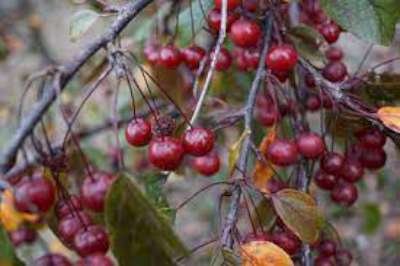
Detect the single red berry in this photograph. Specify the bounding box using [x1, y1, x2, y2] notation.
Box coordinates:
[340, 159, 364, 182]
[336, 249, 353, 266]
[207, 9, 238, 32]
[230, 19, 261, 47]
[243, 49, 260, 70]
[55, 195, 83, 220]
[271, 231, 301, 255]
[314, 169, 337, 190]
[158, 45, 182, 68]
[9, 227, 37, 247]
[319, 21, 341, 43]
[326, 46, 343, 61]
[33, 254, 72, 266]
[193, 153, 220, 176]
[271, 70, 289, 82]
[148, 136, 185, 171]
[322, 61, 347, 82]
[320, 152, 344, 175]
[357, 128, 386, 149]
[314, 255, 335, 266]
[331, 181, 358, 206]
[144, 44, 159, 65]
[267, 139, 299, 166]
[214, 0, 240, 10]
[360, 148, 386, 170]
[212, 47, 232, 71]
[266, 45, 298, 72]
[256, 105, 280, 127]
[73, 225, 109, 257]
[80, 172, 116, 212]
[306, 95, 322, 111]
[296, 132, 325, 159]
[266, 179, 288, 193]
[58, 212, 92, 245]
[235, 50, 248, 71]
[181, 45, 206, 70]
[76, 254, 114, 266]
[14, 177, 55, 214]
[182, 127, 215, 156]
[318, 239, 337, 257]
[125, 118, 152, 147]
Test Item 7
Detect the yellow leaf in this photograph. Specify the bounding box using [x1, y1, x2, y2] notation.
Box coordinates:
[377, 106, 400, 133]
[253, 128, 276, 192]
[228, 129, 251, 173]
[0, 190, 39, 231]
[241, 240, 294, 266]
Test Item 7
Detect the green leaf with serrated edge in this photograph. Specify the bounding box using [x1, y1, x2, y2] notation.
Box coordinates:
[320, 0, 400, 45]
[0, 226, 24, 266]
[288, 24, 325, 68]
[362, 203, 381, 234]
[272, 189, 324, 243]
[176, 0, 213, 46]
[105, 174, 187, 266]
[69, 9, 100, 42]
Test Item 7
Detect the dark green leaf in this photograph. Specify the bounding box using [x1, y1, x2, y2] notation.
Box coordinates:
[254, 198, 276, 231]
[272, 189, 324, 243]
[361, 203, 381, 234]
[288, 24, 325, 68]
[320, 0, 400, 45]
[105, 174, 187, 266]
[0, 226, 24, 266]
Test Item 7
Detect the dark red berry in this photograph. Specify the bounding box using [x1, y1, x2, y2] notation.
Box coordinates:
[320, 152, 344, 175]
[182, 127, 215, 156]
[266, 45, 298, 72]
[314, 255, 335, 266]
[243, 0, 258, 12]
[271, 70, 289, 82]
[212, 47, 232, 71]
[306, 95, 322, 111]
[55, 195, 83, 220]
[271, 231, 301, 255]
[243, 49, 260, 70]
[192, 153, 220, 176]
[9, 227, 37, 247]
[230, 19, 261, 47]
[296, 132, 325, 159]
[322, 61, 347, 82]
[357, 128, 386, 149]
[158, 45, 182, 68]
[181, 45, 206, 70]
[331, 181, 358, 206]
[319, 21, 341, 43]
[326, 46, 343, 61]
[234, 49, 248, 71]
[322, 93, 334, 109]
[336, 249, 353, 266]
[256, 105, 279, 127]
[360, 148, 386, 170]
[14, 177, 55, 214]
[340, 159, 364, 182]
[125, 118, 152, 147]
[76, 254, 114, 266]
[148, 136, 185, 171]
[266, 179, 288, 193]
[314, 169, 337, 190]
[80, 172, 116, 212]
[144, 45, 159, 65]
[207, 9, 238, 32]
[58, 212, 92, 245]
[305, 73, 316, 87]
[318, 239, 337, 257]
[267, 139, 299, 166]
[214, 0, 240, 10]
[73, 225, 109, 257]
[33, 254, 72, 266]
[345, 142, 364, 162]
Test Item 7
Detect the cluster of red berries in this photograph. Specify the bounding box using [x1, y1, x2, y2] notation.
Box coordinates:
[125, 117, 220, 176]
[313, 239, 353, 266]
[315, 127, 386, 206]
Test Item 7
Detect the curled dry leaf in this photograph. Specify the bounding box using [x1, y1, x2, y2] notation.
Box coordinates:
[377, 106, 400, 133]
[253, 128, 276, 192]
[241, 240, 294, 266]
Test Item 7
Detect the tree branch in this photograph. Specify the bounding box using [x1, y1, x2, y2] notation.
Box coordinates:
[0, 0, 154, 174]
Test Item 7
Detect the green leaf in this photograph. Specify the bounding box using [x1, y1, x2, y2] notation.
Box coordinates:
[288, 24, 325, 68]
[105, 174, 187, 266]
[69, 9, 100, 42]
[176, 0, 213, 46]
[361, 203, 381, 234]
[0, 226, 24, 266]
[253, 197, 276, 231]
[321, 221, 341, 244]
[228, 129, 251, 173]
[272, 189, 324, 243]
[320, 0, 400, 45]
